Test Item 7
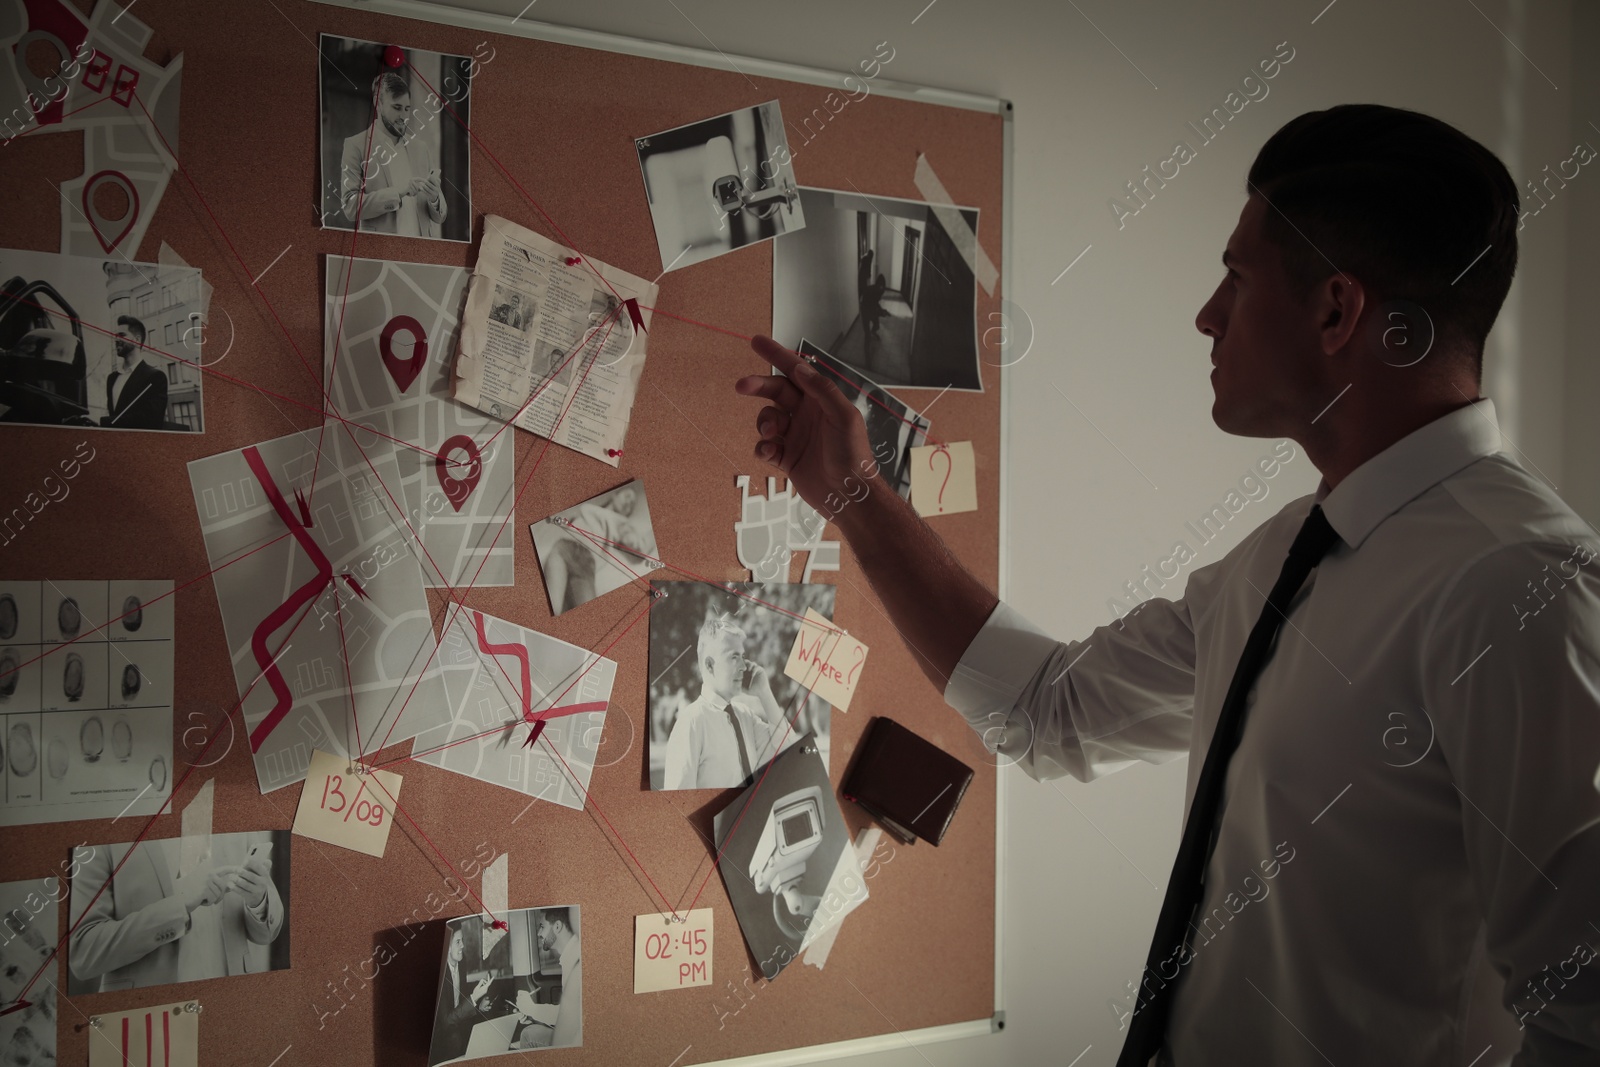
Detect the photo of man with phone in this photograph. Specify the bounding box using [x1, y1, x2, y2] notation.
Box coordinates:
[319, 35, 475, 243]
[661, 612, 788, 790]
[66, 830, 290, 993]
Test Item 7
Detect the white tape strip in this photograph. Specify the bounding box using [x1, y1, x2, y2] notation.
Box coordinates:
[913, 154, 999, 297]
[482, 852, 508, 921]
[802, 827, 883, 969]
[178, 778, 213, 876]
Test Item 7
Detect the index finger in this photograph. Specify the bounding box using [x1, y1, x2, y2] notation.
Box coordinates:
[749, 334, 805, 377]
[746, 336, 855, 417]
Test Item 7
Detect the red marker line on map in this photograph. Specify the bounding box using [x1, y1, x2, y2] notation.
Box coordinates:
[243, 445, 334, 753]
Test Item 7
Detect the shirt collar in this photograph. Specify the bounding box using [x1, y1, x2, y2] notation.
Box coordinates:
[1316, 397, 1502, 550]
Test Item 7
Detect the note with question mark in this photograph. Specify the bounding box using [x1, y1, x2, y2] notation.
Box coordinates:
[909, 442, 977, 516]
[783, 607, 869, 712]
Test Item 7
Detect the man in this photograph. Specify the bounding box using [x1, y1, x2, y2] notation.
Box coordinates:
[68, 834, 283, 992]
[429, 925, 491, 1065]
[340, 71, 445, 238]
[735, 104, 1600, 1065]
[514, 908, 581, 1049]
[100, 315, 167, 429]
[663, 613, 788, 789]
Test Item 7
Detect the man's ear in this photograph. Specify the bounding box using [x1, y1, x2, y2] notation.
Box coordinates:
[1316, 273, 1367, 356]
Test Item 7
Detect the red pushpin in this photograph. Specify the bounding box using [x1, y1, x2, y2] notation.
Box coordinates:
[564, 257, 582, 266]
[383, 45, 405, 69]
[605, 448, 623, 458]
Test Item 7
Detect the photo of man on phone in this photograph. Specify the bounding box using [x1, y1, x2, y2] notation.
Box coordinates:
[662, 612, 791, 790]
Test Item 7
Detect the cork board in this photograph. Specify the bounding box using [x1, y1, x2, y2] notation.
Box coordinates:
[0, 1, 1007, 1063]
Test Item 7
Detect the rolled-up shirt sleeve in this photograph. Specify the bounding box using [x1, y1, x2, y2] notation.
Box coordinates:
[1423, 540, 1600, 1065]
[944, 577, 1212, 783]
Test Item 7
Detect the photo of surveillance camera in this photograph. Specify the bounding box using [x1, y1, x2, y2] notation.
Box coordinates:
[713, 732, 853, 980]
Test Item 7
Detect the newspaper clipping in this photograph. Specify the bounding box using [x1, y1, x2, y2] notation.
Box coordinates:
[451, 216, 657, 467]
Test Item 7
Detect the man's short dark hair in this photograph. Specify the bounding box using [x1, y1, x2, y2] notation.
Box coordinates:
[541, 906, 571, 931]
[1246, 104, 1520, 380]
[116, 314, 145, 344]
[374, 71, 410, 102]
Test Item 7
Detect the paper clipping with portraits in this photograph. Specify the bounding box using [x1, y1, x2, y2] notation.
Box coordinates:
[451, 216, 658, 468]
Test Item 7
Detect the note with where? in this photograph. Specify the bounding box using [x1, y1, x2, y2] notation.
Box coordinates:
[783, 608, 868, 712]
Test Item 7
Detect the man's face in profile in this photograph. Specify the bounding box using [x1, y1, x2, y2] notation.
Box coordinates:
[449, 929, 465, 964]
[114, 329, 137, 362]
[705, 632, 748, 702]
[1195, 195, 1326, 439]
[537, 918, 554, 952]
[379, 90, 411, 140]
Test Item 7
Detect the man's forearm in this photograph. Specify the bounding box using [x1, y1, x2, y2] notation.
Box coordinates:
[833, 479, 998, 691]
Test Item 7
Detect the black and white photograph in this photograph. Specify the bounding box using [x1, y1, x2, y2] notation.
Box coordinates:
[0, 247, 205, 431]
[428, 905, 582, 1064]
[529, 479, 660, 616]
[319, 34, 474, 244]
[712, 733, 853, 980]
[635, 100, 806, 273]
[0, 877, 59, 1066]
[795, 339, 932, 500]
[773, 185, 982, 391]
[66, 829, 291, 994]
[649, 581, 836, 791]
[488, 283, 534, 333]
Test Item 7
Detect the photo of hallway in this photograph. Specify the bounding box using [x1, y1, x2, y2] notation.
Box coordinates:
[773, 186, 982, 391]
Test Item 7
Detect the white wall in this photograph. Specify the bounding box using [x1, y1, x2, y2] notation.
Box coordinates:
[773, 189, 861, 352]
[423, 2, 1594, 1064]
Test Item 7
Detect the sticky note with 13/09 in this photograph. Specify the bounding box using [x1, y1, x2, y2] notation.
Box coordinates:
[783, 607, 868, 712]
[291, 749, 402, 858]
[634, 908, 713, 993]
[910, 441, 977, 516]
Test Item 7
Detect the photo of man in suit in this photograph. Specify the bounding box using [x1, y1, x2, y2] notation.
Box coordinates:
[513, 908, 581, 1050]
[100, 315, 167, 429]
[67, 830, 288, 994]
[340, 72, 446, 239]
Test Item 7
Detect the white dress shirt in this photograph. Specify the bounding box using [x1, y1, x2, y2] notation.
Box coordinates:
[663, 690, 790, 789]
[945, 399, 1600, 1065]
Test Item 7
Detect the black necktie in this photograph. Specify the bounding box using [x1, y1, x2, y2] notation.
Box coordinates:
[1118, 504, 1341, 1067]
[724, 703, 754, 782]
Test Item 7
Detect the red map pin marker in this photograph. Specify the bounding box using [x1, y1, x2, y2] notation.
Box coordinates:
[379, 315, 427, 394]
[82, 170, 140, 253]
[435, 435, 482, 512]
[383, 45, 405, 68]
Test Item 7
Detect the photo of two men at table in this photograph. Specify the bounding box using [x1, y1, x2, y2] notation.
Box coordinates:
[427, 905, 582, 1064]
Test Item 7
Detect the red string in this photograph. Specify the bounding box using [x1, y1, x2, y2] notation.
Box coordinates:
[12, 595, 322, 1004]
